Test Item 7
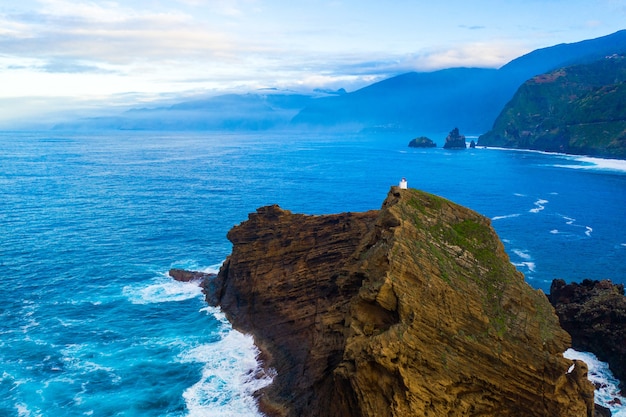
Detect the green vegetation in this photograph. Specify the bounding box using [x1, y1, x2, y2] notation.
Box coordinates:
[478, 55, 626, 158]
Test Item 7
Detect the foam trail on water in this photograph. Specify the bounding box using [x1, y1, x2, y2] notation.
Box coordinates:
[121, 263, 221, 305]
[511, 249, 536, 273]
[492, 213, 521, 221]
[529, 199, 548, 213]
[123, 277, 204, 304]
[555, 156, 626, 173]
[179, 307, 275, 417]
[564, 349, 626, 416]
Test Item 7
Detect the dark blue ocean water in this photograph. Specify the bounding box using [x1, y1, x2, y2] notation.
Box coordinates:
[1, 130, 625, 416]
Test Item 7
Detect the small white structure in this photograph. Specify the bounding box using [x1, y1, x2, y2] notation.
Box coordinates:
[399, 177, 408, 189]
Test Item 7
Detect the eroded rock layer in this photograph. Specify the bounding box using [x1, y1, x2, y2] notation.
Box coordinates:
[209, 188, 595, 417]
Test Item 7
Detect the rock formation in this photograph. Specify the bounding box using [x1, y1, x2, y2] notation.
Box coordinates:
[550, 279, 626, 386]
[208, 188, 595, 417]
[168, 268, 215, 284]
[408, 136, 436, 148]
[443, 127, 467, 149]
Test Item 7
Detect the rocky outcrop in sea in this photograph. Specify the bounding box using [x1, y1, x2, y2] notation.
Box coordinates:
[408, 136, 436, 148]
[443, 127, 467, 149]
[550, 279, 626, 387]
[206, 187, 595, 417]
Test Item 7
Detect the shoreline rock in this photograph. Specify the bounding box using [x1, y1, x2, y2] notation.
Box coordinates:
[207, 188, 594, 417]
[549, 278, 626, 387]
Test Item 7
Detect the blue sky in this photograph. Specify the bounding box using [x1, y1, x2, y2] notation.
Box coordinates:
[0, 0, 625, 126]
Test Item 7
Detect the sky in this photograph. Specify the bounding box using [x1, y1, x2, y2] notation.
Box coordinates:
[0, 0, 625, 127]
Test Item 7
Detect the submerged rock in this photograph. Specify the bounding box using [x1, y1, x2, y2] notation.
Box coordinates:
[550, 278, 626, 387]
[209, 188, 594, 417]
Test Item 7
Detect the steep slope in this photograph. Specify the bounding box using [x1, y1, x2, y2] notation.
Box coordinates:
[478, 55, 626, 158]
[550, 279, 626, 385]
[208, 188, 595, 417]
[291, 30, 626, 134]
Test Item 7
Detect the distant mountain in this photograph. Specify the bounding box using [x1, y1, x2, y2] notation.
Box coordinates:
[291, 30, 626, 134]
[477, 55, 626, 158]
[53, 30, 626, 133]
[54, 93, 314, 131]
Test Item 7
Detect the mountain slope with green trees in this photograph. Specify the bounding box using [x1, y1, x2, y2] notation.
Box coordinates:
[478, 55, 626, 158]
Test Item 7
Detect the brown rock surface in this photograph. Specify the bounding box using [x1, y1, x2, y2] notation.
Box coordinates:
[209, 188, 595, 417]
[550, 278, 626, 386]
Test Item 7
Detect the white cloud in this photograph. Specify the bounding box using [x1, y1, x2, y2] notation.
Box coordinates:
[414, 42, 531, 70]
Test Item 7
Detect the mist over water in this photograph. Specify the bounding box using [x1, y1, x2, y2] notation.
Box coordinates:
[1, 131, 624, 415]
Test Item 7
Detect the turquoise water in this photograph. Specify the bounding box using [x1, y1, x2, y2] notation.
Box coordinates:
[1, 131, 625, 416]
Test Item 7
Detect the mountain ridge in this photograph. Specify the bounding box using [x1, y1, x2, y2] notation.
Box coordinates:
[52, 30, 626, 136]
[477, 55, 626, 158]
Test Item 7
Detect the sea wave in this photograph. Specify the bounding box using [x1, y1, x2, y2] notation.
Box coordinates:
[121, 263, 221, 305]
[564, 349, 626, 416]
[179, 314, 275, 417]
[555, 156, 626, 173]
[123, 277, 204, 304]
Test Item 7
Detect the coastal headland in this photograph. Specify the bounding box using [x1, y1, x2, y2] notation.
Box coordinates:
[202, 187, 597, 417]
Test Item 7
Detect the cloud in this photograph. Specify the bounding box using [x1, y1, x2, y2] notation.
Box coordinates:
[0, 0, 240, 66]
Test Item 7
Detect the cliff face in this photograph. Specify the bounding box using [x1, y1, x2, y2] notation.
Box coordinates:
[209, 188, 595, 417]
[550, 279, 626, 385]
[478, 55, 626, 158]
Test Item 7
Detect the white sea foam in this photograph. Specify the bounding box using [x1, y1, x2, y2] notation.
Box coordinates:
[513, 261, 536, 273]
[123, 277, 204, 304]
[564, 349, 626, 416]
[15, 403, 39, 417]
[554, 155, 626, 173]
[558, 215, 594, 237]
[512, 249, 532, 260]
[179, 323, 275, 417]
[550, 229, 559, 234]
[492, 213, 521, 221]
[529, 199, 548, 213]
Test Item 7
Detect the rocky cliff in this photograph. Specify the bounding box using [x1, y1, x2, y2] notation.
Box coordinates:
[477, 55, 626, 158]
[208, 188, 595, 417]
[550, 279, 626, 386]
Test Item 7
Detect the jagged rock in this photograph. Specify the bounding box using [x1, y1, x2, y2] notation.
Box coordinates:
[168, 268, 215, 293]
[595, 404, 612, 417]
[443, 127, 467, 149]
[549, 278, 626, 386]
[209, 188, 594, 417]
[470, 139, 476, 148]
[408, 136, 436, 148]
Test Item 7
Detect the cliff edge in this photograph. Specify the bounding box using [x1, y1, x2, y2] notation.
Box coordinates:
[477, 55, 626, 158]
[208, 188, 595, 417]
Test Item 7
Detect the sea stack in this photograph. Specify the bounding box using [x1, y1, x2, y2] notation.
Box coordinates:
[208, 188, 594, 417]
[443, 127, 467, 149]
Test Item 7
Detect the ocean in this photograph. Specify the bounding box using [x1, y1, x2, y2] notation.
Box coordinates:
[1, 130, 624, 416]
